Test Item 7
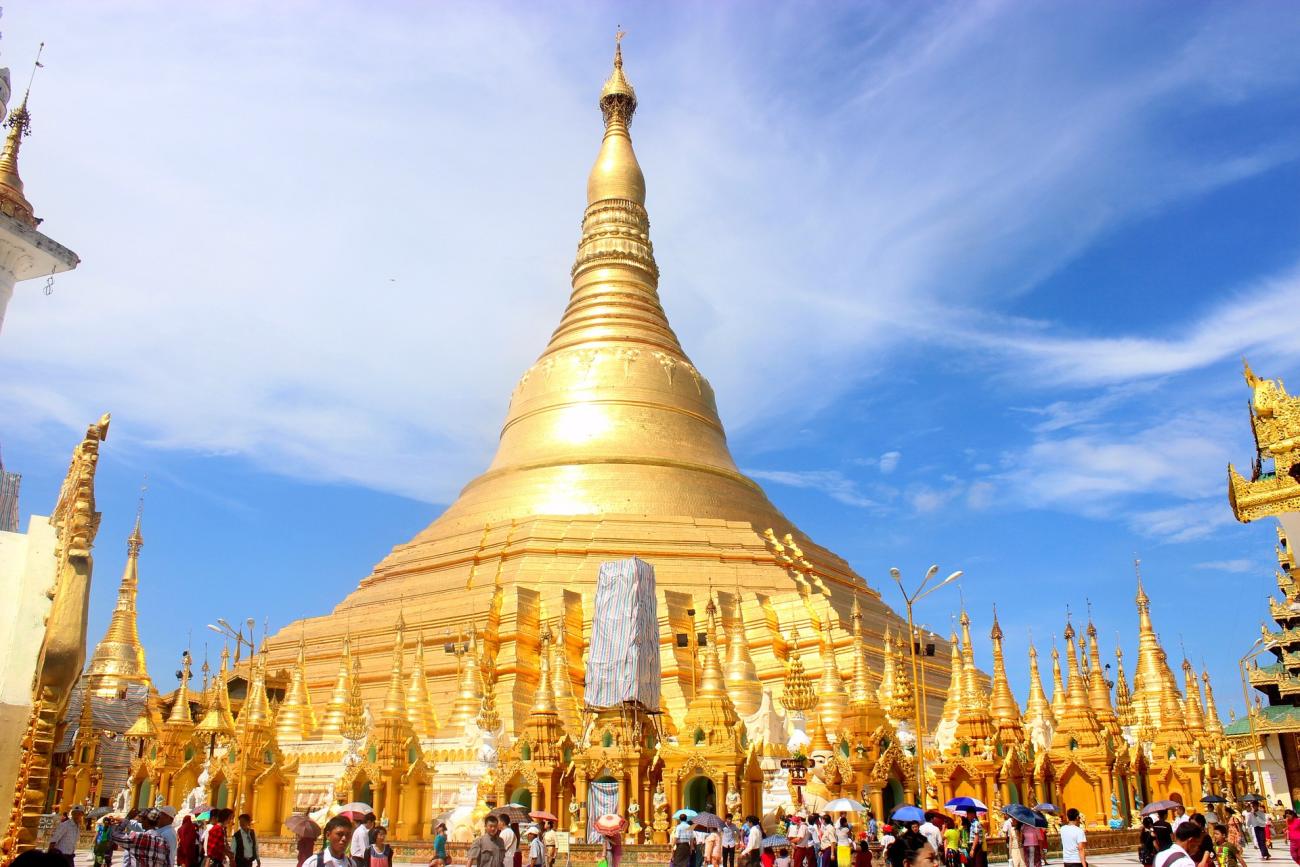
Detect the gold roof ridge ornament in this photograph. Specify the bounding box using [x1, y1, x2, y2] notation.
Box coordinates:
[1229, 360, 1300, 521]
[779, 622, 815, 713]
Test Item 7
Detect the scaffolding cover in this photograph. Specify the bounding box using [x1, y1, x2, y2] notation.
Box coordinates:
[584, 557, 660, 710]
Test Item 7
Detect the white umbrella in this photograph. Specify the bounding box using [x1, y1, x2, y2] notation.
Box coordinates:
[823, 798, 867, 813]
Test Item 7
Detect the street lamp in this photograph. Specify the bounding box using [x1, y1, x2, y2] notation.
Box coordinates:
[892, 565, 962, 807]
[1238, 636, 1269, 797]
[207, 617, 258, 664]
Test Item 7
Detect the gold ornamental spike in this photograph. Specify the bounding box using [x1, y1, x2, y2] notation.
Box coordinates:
[724, 591, 762, 717]
[1023, 639, 1054, 731]
[406, 632, 439, 739]
[1114, 644, 1134, 728]
[988, 608, 1022, 743]
[1181, 657, 1206, 735]
[276, 638, 316, 743]
[1085, 619, 1118, 731]
[319, 634, 353, 738]
[380, 614, 408, 723]
[1201, 669, 1224, 738]
[815, 609, 847, 735]
[0, 43, 42, 227]
[1049, 639, 1067, 719]
[86, 513, 150, 695]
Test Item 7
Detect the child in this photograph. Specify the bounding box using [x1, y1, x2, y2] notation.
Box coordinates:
[942, 824, 965, 867]
[775, 848, 792, 867]
[1214, 823, 1243, 867]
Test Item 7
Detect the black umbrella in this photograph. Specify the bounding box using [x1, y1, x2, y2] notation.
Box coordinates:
[1004, 805, 1038, 826]
[1201, 795, 1228, 804]
[1241, 794, 1264, 802]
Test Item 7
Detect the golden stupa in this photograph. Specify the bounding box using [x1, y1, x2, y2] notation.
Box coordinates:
[264, 41, 946, 735]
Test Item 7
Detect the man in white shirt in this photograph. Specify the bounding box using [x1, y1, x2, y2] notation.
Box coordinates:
[919, 817, 942, 854]
[1154, 821, 1203, 867]
[49, 805, 84, 867]
[149, 808, 178, 867]
[1059, 809, 1087, 867]
[498, 815, 518, 867]
[350, 814, 375, 859]
[1170, 806, 1188, 831]
[721, 815, 738, 867]
[788, 816, 812, 867]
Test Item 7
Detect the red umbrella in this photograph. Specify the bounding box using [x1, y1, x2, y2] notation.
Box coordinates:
[593, 814, 626, 837]
[337, 802, 372, 821]
[530, 811, 559, 823]
[284, 815, 321, 839]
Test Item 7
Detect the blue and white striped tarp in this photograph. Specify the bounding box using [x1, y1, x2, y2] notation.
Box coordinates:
[584, 557, 661, 710]
[587, 780, 620, 842]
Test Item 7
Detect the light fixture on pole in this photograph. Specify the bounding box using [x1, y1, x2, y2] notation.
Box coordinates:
[1238, 635, 1269, 796]
[891, 565, 963, 807]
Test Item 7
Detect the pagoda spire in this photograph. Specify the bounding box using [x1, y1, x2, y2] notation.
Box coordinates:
[1151, 646, 1195, 754]
[531, 625, 559, 716]
[1201, 669, 1224, 738]
[341, 647, 368, 742]
[684, 597, 739, 735]
[989, 608, 1023, 745]
[406, 632, 439, 739]
[724, 591, 762, 717]
[1114, 645, 1135, 729]
[0, 46, 42, 228]
[1181, 657, 1206, 736]
[276, 637, 317, 744]
[380, 614, 408, 723]
[935, 630, 963, 754]
[1023, 639, 1055, 750]
[319, 634, 353, 738]
[194, 645, 236, 745]
[847, 596, 883, 734]
[876, 626, 896, 714]
[85, 512, 149, 692]
[521, 625, 566, 758]
[889, 630, 915, 725]
[1050, 621, 1103, 751]
[447, 625, 486, 732]
[1133, 562, 1174, 728]
[236, 649, 273, 734]
[816, 610, 848, 736]
[779, 623, 815, 714]
[550, 617, 583, 735]
[1050, 639, 1067, 718]
[1085, 618, 1119, 733]
[166, 651, 194, 728]
[954, 609, 992, 746]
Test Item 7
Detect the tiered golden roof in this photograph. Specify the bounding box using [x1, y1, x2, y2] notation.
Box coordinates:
[816, 611, 848, 735]
[889, 630, 914, 723]
[780, 623, 815, 714]
[1181, 658, 1206, 737]
[724, 592, 762, 717]
[446, 627, 485, 733]
[683, 598, 740, 738]
[938, 631, 963, 734]
[876, 627, 896, 716]
[166, 652, 194, 728]
[847, 596, 883, 733]
[236, 651, 273, 735]
[1050, 622, 1103, 751]
[549, 618, 582, 734]
[1023, 639, 1055, 734]
[319, 634, 353, 738]
[1114, 646, 1134, 728]
[380, 615, 408, 724]
[1201, 669, 1224, 738]
[954, 610, 992, 747]
[194, 646, 236, 741]
[1085, 620, 1119, 735]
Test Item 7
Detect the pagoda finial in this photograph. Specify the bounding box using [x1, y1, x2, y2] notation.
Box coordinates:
[724, 589, 762, 716]
[1024, 637, 1055, 737]
[406, 631, 439, 739]
[550, 616, 583, 733]
[1201, 668, 1224, 738]
[780, 622, 815, 713]
[85, 507, 150, 691]
[448, 621, 486, 731]
[876, 625, 896, 713]
[988, 606, 1022, 743]
[586, 31, 645, 207]
[0, 43, 42, 227]
[276, 636, 316, 743]
[1181, 656, 1206, 735]
[166, 650, 194, 727]
[1114, 642, 1134, 728]
[380, 613, 408, 723]
[236, 648, 272, 735]
[816, 607, 848, 734]
[341, 646, 367, 741]
[1049, 638, 1067, 718]
[194, 644, 236, 742]
[1085, 613, 1118, 731]
[319, 633, 353, 738]
[847, 594, 881, 732]
[531, 624, 559, 715]
[685, 596, 738, 736]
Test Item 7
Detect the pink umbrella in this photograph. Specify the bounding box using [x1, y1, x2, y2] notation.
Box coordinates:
[593, 814, 626, 837]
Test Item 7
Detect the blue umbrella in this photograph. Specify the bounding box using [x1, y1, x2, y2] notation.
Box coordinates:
[945, 797, 988, 812]
[675, 808, 699, 820]
[762, 836, 790, 848]
[891, 805, 925, 823]
[1003, 805, 1038, 826]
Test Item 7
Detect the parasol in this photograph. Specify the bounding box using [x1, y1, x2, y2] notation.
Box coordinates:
[674, 808, 699, 820]
[1201, 795, 1228, 804]
[1032, 804, 1056, 814]
[945, 797, 987, 813]
[1141, 800, 1182, 816]
[530, 811, 559, 823]
[593, 814, 627, 837]
[823, 798, 867, 813]
[284, 815, 321, 839]
[1003, 805, 1038, 826]
[891, 806, 925, 823]
[692, 813, 725, 830]
[337, 802, 372, 821]
[496, 805, 530, 824]
[762, 835, 791, 848]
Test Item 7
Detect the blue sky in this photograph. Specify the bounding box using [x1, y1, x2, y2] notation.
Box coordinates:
[2, 1, 1299, 719]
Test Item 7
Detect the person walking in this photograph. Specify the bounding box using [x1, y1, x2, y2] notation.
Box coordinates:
[1058, 809, 1086, 867]
[1139, 818, 1157, 867]
[673, 816, 696, 867]
[94, 817, 119, 867]
[1155, 822, 1203, 867]
[722, 816, 738, 867]
[705, 824, 723, 867]
[206, 811, 231, 867]
[350, 816, 375, 863]
[790, 817, 813, 867]
[836, 819, 853, 867]
[50, 807, 85, 867]
[1214, 823, 1243, 867]
[1247, 803, 1273, 861]
[107, 815, 170, 867]
[917, 818, 940, 858]
[1006, 820, 1026, 867]
[176, 817, 197, 867]
[232, 815, 258, 867]
[497, 818, 518, 867]
[741, 817, 763, 867]
[467, 815, 506, 867]
[430, 823, 449, 867]
[313, 816, 356, 867]
[965, 812, 985, 867]
[526, 828, 545, 867]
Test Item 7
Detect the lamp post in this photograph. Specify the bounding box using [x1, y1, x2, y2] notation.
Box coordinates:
[207, 618, 257, 664]
[891, 565, 963, 806]
[1238, 636, 1269, 797]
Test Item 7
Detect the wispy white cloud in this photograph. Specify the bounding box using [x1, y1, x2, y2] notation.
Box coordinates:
[744, 469, 887, 510]
[878, 451, 902, 474]
[0, 2, 1296, 507]
[1129, 501, 1236, 544]
[1194, 559, 1257, 573]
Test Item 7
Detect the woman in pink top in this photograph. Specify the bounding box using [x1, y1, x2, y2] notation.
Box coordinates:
[1283, 809, 1300, 866]
[1020, 823, 1042, 867]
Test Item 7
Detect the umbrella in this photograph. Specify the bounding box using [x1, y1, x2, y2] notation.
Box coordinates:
[762, 835, 791, 848]
[530, 810, 559, 823]
[1003, 805, 1038, 826]
[675, 808, 699, 820]
[693, 813, 725, 830]
[1033, 804, 1056, 814]
[1030, 812, 1049, 829]
[496, 805, 530, 824]
[190, 805, 213, 816]
[1141, 800, 1182, 816]
[945, 797, 988, 812]
[1201, 795, 1228, 804]
[195, 811, 211, 822]
[1241, 794, 1264, 802]
[891, 805, 925, 823]
[337, 802, 372, 821]
[284, 815, 321, 839]
[593, 814, 627, 837]
[824, 798, 867, 813]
